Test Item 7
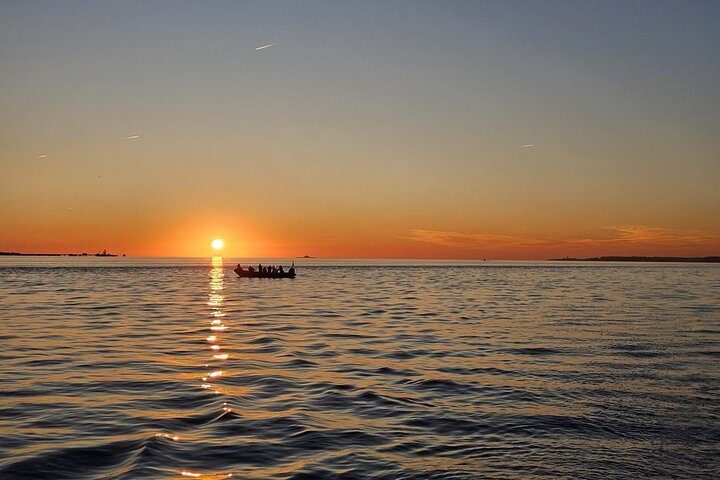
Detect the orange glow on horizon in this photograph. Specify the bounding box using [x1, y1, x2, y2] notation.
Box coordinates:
[1, 209, 718, 259]
[1, 224, 719, 259]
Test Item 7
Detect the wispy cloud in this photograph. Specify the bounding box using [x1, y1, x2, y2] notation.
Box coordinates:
[565, 225, 720, 247]
[122, 135, 140, 140]
[255, 43, 276, 51]
[519, 144, 535, 148]
[407, 229, 549, 249]
[407, 225, 720, 253]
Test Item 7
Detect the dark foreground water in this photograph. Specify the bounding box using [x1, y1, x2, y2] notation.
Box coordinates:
[1, 258, 719, 479]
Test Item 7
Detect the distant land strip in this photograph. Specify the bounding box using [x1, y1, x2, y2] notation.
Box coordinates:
[0, 252, 120, 257]
[552, 256, 720, 263]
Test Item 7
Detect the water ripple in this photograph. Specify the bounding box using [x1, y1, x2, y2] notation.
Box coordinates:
[1, 261, 719, 478]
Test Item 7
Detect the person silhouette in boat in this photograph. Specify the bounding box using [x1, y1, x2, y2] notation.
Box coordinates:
[288, 263, 295, 276]
[278, 265, 284, 274]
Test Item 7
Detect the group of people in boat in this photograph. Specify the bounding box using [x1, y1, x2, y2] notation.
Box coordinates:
[235, 263, 294, 275]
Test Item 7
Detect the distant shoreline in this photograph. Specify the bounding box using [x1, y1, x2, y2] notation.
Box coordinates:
[0, 252, 120, 257]
[551, 256, 720, 263]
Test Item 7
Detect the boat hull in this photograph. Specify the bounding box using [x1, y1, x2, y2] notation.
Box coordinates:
[234, 268, 295, 279]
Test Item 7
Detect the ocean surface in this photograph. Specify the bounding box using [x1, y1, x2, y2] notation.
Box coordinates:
[1, 257, 719, 479]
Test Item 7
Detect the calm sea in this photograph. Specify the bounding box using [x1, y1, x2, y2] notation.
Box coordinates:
[1, 258, 719, 479]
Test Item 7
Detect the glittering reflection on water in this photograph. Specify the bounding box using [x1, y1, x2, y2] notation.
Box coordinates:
[204, 257, 228, 393]
[0, 261, 719, 479]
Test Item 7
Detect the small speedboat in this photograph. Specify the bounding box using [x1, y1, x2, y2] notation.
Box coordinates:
[234, 266, 296, 279]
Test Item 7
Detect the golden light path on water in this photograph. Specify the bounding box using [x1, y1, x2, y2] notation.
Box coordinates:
[179, 256, 233, 479]
[206, 256, 228, 391]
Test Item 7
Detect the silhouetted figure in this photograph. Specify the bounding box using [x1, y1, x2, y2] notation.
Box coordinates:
[248, 266, 255, 272]
[236, 265, 244, 272]
[288, 263, 295, 276]
[258, 263, 263, 273]
[278, 265, 284, 274]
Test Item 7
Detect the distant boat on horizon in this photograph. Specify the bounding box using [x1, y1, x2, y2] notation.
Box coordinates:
[298, 254, 315, 258]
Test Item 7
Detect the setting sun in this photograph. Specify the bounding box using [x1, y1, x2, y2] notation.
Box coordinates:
[211, 239, 224, 250]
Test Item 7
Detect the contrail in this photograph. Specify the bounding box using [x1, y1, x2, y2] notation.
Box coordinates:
[255, 43, 276, 51]
[123, 135, 141, 140]
[519, 144, 535, 148]
[37, 154, 48, 158]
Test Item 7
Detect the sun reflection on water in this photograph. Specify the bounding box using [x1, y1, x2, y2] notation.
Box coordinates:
[178, 256, 236, 477]
[205, 257, 230, 388]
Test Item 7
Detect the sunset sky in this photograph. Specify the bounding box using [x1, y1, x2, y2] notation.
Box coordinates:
[1, 1, 719, 258]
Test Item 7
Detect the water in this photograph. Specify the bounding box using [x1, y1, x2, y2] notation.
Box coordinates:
[1, 258, 719, 479]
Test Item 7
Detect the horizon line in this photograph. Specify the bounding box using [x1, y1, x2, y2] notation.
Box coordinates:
[3, 253, 720, 262]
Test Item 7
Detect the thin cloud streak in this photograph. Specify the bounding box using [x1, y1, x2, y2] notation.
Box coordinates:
[407, 229, 550, 249]
[566, 225, 720, 247]
[408, 226, 720, 253]
[122, 135, 140, 140]
[255, 43, 276, 51]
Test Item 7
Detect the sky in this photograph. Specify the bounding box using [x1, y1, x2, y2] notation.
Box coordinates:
[1, 0, 719, 258]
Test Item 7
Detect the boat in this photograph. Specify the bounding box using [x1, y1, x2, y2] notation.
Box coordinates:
[234, 266, 296, 279]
